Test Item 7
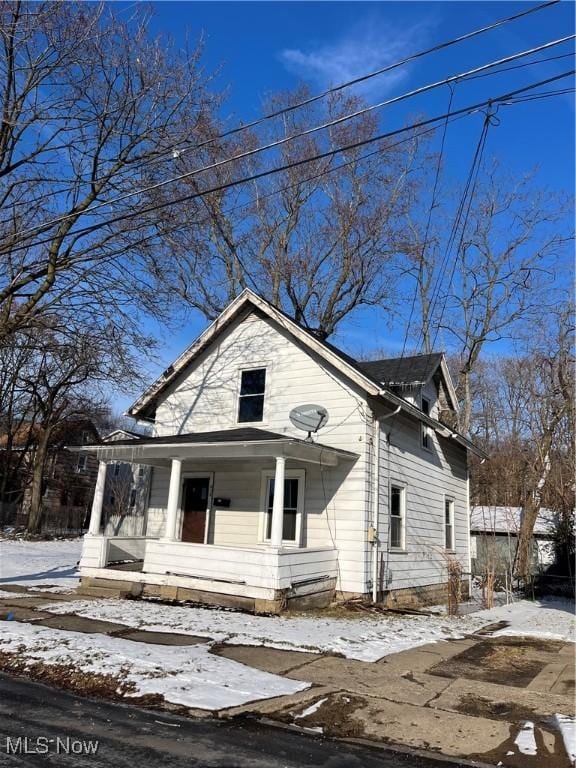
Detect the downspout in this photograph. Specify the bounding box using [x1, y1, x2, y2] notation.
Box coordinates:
[371, 417, 380, 603]
[371, 405, 401, 603]
[466, 464, 472, 598]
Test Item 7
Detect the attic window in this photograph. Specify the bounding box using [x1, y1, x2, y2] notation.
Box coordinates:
[421, 396, 431, 450]
[238, 368, 266, 423]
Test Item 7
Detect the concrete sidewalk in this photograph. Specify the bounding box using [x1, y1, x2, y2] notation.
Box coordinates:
[0, 586, 574, 768]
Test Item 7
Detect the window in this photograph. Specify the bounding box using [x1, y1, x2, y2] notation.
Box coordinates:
[261, 471, 304, 545]
[113, 462, 121, 477]
[76, 454, 88, 473]
[129, 489, 137, 508]
[421, 396, 431, 450]
[390, 485, 406, 549]
[137, 465, 144, 479]
[238, 368, 266, 422]
[109, 494, 115, 507]
[445, 498, 455, 550]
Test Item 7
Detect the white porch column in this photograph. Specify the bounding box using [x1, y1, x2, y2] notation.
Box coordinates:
[162, 458, 182, 542]
[270, 456, 286, 547]
[88, 460, 107, 536]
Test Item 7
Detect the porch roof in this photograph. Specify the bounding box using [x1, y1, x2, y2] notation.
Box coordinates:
[69, 427, 358, 467]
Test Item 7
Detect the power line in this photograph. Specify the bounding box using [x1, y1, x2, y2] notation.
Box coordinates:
[429, 112, 493, 354]
[398, 83, 454, 368]
[422, 109, 494, 354]
[10, 34, 574, 246]
[3, 69, 573, 260]
[117, 0, 561, 174]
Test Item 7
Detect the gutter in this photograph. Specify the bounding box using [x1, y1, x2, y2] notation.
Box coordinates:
[375, 388, 487, 459]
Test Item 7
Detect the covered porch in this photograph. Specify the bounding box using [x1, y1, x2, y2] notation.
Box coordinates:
[75, 428, 356, 612]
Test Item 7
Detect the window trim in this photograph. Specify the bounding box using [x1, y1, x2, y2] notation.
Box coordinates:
[236, 365, 268, 425]
[389, 482, 407, 551]
[259, 469, 305, 547]
[444, 496, 455, 551]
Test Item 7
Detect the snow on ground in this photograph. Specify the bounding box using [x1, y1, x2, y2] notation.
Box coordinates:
[42, 597, 576, 662]
[0, 622, 307, 710]
[554, 714, 576, 763]
[478, 598, 576, 643]
[43, 598, 482, 662]
[0, 539, 81, 590]
[513, 721, 537, 756]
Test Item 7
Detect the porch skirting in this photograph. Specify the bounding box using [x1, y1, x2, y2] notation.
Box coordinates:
[79, 536, 338, 613]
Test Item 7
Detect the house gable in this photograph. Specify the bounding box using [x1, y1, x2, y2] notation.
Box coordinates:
[152, 306, 371, 451]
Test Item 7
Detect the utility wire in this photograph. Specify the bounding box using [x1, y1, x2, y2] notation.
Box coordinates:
[397, 83, 454, 373]
[428, 112, 493, 354]
[4, 50, 572, 230]
[10, 34, 574, 245]
[117, 0, 561, 174]
[420, 108, 494, 354]
[3, 69, 573, 260]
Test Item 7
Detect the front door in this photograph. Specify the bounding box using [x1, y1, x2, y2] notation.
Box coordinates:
[181, 477, 211, 543]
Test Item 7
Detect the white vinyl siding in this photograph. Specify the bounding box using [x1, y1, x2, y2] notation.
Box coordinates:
[377, 408, 468, 591]
[153, 311, 371, 594]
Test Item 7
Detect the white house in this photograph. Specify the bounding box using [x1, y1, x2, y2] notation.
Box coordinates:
[73, 290, 485, 612]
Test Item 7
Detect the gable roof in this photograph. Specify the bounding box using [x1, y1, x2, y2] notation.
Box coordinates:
[358, 353, 444, 386]
[470, 506, 558, 536]
[128, 289, 483, 457]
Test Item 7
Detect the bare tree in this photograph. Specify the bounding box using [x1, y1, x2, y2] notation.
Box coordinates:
[0, 1, 218, 342]
[513, 305, 574, 581]
[152, 87, 428, 337]
[411, 166, 571, 433]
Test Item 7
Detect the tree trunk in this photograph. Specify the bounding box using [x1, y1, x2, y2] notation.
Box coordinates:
[27, 429, 51, 535]
[459, 368, 472, 435]
[514, 451, 552, 581]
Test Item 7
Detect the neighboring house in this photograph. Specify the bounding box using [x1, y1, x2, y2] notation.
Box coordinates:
[74, 289, 485, 612]
[470, 505, 558, 578]
[1, 420, 100, 532]
[102, 429, 151, 537]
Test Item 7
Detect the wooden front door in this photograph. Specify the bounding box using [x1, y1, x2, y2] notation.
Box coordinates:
[181, 477, 210, 543]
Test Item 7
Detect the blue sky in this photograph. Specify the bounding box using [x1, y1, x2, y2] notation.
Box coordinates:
[114, 1, 574, 412]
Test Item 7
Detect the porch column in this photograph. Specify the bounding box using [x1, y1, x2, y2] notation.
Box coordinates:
[88, 460, 107, 536]
[162, 458, 182, 541]
[270, 455, 286, 547]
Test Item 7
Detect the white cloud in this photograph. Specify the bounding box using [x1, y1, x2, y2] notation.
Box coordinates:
[279, 15, 431, 98]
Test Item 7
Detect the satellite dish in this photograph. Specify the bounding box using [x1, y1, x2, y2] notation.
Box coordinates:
[289, 404, 329, 439]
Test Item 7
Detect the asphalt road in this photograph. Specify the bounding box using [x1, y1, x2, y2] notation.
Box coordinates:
[0, 673, 466, 768]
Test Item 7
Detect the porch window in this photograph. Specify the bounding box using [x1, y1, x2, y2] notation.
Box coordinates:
[445, 497, 455, 550]
[238, 368, 266, 422]
[390, 484, 405, 549]
[261, 470, 304, 545]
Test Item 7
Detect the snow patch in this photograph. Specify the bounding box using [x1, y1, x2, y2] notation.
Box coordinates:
[0, 539, 81, 589]
[42, 596, 576, 661]
[0, 622, 307, 710]
[554, 714, 576, 763]
[295, 697, 327, 719]
[514, 721, 537, 756]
